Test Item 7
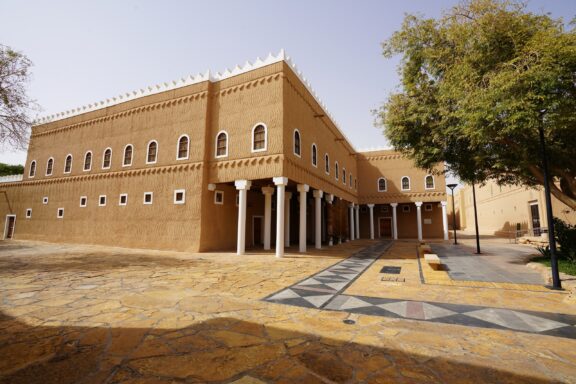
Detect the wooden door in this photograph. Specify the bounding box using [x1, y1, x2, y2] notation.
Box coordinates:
[253, 216, 263, 246]
[5, 216, 15, 239]
[379, 218, 392, 238]
[530, 203, 541, 236]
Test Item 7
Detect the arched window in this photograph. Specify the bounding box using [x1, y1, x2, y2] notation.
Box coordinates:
[215, 131, 228, 158]
[102, 148, 112, 169]
[64, 155, 72, 173]
[342, 168, 346, 184]
[378, 178, 387, 192]
[84, 151, 92, 171]
[324, 154, 330, 174]
[425, 175, 435, 189]
[335, 162, 339, 180]
[177, 135, 189, 160]
[311, 144, 318, 167]
[123, 145, 133, 166]
[29, 160, 36, 178]
[349, 174, 353, 187]
[147, 141, 158, 164]
[401, 176, 410, 191]
[293, 129, 301, 157]
[45, 158, 54, 176]
[252, 124, 267, 152]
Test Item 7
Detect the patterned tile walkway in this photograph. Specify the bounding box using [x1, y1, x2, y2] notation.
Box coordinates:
[264, 241, 576, 339]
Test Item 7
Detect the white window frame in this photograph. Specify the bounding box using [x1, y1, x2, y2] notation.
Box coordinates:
[143, 192, 153, 205]
[57, 208, 64, 219]
[83, 151, 93, 172]
[342, 168, 346, 185]
[42, 197, 48, 205]
[102, 148, 112, 169]
[251, 123, 268, 153]
[123, 144, 134, 167]
[425, 175, 435, 190]
[63, 154, 73, 174]
[215, 130, 228, 158]
[335, 161, 339, 181]
[29, 160, 36, 178]
[25, 209, 32, 219]
[349, 174, 353, 187]
[214, 190, 224, 205]
[402, 205, 411, 213]
[425, 203, 433, 211]
[377, 177, 387, 192]
[146, 140, 158, 165]
[176, 134, 190, 160]
[311, 143, 318, 167]
[45, 157, 54, 176]
[293, 129, 301, 158]
[119, 193, 128, 206]
[324, 153, 330, 174]
[174, 189, 186, 205]
[98, 195, 107, 207]
[79, 196, 87, 207]
[401, 176, 411, 191]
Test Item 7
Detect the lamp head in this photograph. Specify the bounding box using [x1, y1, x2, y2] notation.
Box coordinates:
[447, 183, 458, 191]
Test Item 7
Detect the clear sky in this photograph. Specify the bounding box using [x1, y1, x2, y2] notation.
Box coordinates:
[1, 0, 573, 172]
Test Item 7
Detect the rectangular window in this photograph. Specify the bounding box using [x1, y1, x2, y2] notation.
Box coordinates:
[214, 190, 224, 205]
[26, 209, 32, 219]
[360, 206, 368, 213]
[381, 205, 389, 213]
[42, 197, 48, 205]
[174, 189, 185, 205]
[425, 203, 433, 211]
[402, 205, 410, 213]
[80, 196, 87, 207]
[144, 192, 153, 205]
[99, 195, 107, 206]
[57, 208, 64, 218]
[119, 194, 128, 206]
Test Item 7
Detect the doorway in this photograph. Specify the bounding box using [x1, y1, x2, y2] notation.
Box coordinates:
[379, 217, 392, 239]
[4, 215, 16, 240]
[252, 216, 264, 246]
[529, 202, 541, 236]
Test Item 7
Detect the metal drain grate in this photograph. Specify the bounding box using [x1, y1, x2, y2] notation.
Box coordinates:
[380, 266, 401, 274]
[381, 276, 405, 282]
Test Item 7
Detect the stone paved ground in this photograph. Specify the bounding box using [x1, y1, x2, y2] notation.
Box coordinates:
[1, 239, 576, 383]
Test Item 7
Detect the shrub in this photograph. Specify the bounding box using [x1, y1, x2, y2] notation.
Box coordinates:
[554, 218, 576, 262]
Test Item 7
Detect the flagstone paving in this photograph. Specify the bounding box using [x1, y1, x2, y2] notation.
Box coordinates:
[1, 239, 576, 383]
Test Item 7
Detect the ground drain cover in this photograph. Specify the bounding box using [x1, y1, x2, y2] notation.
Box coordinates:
[381, 276, 405, 282]
[380, 266, 401, 274]
[343, 319, 356, 325]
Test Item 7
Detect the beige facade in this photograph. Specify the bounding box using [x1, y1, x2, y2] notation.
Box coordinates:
[0, 51, 448, 253]
[453, 180, 576, 237]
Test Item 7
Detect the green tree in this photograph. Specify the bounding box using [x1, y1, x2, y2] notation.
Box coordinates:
[375, 0, 576, 210]
[0, 44, 37, 149]
[0, 162, 23, 176]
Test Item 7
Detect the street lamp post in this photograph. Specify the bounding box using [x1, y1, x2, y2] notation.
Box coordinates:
[538, 109, 561, 289]
[447, 183, 458, 245]
[472, 183, 481, 254]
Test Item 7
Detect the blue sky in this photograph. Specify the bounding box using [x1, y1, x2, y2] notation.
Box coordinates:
[1, 0, 573, 171]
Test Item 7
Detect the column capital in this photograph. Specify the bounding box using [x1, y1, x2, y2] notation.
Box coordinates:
[261, 186, 274, 195]
[367, 204, 375, 208]
[441, 201, 447, 206]
[273, 177, 288, 186]
[390, 202, 398, 208]
[325, 193, 334, 204]
[297, 183, 309, 193]
[415, 201, 423, 207]
[349, 203, 355, 208]
[285, 191, 293, 199]
[355, 205, 360, 211]
[313, 189, 323, 199]
[235, 180, 251, 190]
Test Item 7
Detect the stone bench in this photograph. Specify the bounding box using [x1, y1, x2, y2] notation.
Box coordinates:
[424, 253, 442, 270]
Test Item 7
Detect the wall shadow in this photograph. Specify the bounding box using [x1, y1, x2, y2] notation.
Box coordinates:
[0, 311, 561, 384]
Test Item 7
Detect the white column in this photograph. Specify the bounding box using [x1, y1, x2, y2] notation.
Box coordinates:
[273, 177, 288, 258]
[313, 190, 323, 249]
[235, 180, 251, 255]
[349, 203, 355, 240]
[441, 201, 449, 241]
[391, 203, 398, 240]
[284, 192, 292, 248]
[262, 187, 274, 250]
[415, 201, 423, 241]
[367, 204, 375, 240]
[297, 184, 309, 253]
[355, 205, 360, 239]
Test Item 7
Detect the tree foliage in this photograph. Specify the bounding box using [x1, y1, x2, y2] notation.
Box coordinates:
[0, 162, 23, 176]
[0, 44, 37, 150]
[375, 0, 576, 210]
